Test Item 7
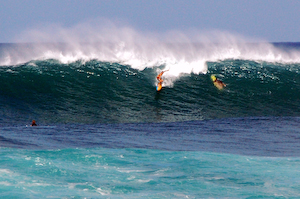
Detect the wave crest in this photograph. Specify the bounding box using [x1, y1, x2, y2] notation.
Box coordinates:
[1, 21, 300, 76]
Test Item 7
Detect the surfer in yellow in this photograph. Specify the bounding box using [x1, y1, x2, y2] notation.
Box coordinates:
[156, 70, 168, 91]
[211, 75, 226, 90]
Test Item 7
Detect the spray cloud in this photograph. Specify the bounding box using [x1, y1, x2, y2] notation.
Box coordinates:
[1, 19, 300, 81]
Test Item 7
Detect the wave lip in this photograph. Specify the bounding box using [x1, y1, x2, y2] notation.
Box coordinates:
[3, 28, 300, 68]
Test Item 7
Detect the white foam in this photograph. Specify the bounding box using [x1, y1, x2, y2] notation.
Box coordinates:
[117, 168, 146, 173]
[0, 181, 12, 186]
[96, 187, 111, 195]
[2, 19, 300, 82]
[0, 168, 12, 174]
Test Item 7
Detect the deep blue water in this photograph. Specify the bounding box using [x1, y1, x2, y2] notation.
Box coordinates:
[0, 42, 300, 198]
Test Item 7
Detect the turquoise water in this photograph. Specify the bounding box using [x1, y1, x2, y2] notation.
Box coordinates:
[1, 117, 300, 198]
[1, 147, 300, 198]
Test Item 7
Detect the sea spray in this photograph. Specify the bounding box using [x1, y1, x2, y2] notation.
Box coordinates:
[4, 20, 300, 70]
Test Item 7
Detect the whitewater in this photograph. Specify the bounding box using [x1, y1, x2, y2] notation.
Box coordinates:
[1, 27, 300, 198]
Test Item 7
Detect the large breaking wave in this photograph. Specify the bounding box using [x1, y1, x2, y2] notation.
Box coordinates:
[1, 54, 300, 125]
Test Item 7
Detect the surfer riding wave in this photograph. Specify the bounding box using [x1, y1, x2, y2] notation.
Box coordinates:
[156, 70, 168, 91]
[211, 75, 226, 90]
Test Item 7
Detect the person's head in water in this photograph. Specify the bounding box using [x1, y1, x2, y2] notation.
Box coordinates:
[31, 120, 37, 126]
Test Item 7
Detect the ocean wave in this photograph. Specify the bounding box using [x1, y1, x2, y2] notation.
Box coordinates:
[0, 57, 300, 125]
[2, 30, 300, 73]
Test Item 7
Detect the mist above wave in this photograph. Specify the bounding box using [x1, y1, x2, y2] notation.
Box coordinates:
[1, 19, 300, 80]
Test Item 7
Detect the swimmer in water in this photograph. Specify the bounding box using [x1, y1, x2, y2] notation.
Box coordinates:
[211, 75, 226, 90]
[31, 120, 37, 126]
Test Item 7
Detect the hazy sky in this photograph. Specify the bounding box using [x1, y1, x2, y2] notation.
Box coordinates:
[1, 0, 300, 42]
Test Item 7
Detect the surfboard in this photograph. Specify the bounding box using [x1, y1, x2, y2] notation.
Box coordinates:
[156, 83, 162, 91]
[213, 81, 224, 90]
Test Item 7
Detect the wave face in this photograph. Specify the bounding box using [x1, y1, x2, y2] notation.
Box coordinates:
[1, 43, 300, 125]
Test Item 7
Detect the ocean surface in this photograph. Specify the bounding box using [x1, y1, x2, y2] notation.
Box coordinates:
[0, 41, 300, 198]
